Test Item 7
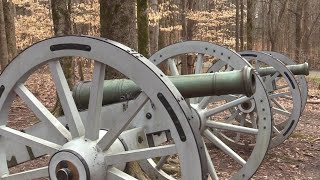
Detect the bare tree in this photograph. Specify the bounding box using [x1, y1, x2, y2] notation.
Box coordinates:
[51, 0, 73, 115]
[240, 0, 244, 50]
[51, 0, 73, 85]
[246, 0, 256, 50]
[0, 0, 8, 70]
[3, 0, 16, 61]
[181, 0, 195, 74]
[294, 0, 304, 62]
[267, 0, 288, 51]
[235, 0, 240, 51]
[137, 0, 150, 57]
[149, 0, 159, 55]
[100, 0, 138, 79]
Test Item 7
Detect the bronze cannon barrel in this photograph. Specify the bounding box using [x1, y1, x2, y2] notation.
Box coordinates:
[257, 62, 309, 76]
[73, 66, 255, 109]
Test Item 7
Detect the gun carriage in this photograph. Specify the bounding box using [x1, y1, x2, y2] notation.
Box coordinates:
[0, 36, 308, 180]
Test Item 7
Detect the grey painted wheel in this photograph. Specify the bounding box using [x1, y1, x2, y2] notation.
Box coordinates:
[142, 41, 273, 180]
[0, 36, 205, 179]
[262, 51, 308, 113]
[237, 51, 302, 148]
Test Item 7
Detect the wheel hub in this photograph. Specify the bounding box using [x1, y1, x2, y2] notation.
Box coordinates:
[238, 99, 255, 113]
[49, 130, 126, 180]
[56, 165, 74, 180]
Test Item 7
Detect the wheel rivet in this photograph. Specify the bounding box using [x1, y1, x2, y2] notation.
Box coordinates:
[146, 113, 152, 119]
[138, 136, 143, 144]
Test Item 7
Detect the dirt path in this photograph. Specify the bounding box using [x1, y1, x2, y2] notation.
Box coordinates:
[252, 107, 320, 179]
[251, 79, 320, 180]
[309, 70, 320, 78]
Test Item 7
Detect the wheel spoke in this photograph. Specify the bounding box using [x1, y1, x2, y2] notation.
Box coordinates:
[97, 92, 148, 150]
[272, 107, 291, 117]
[107, 167, 138, 180]
[249, 112, 257, 129]
[191, 55, 204, 104]
[204, 144, 219, 180]
[1, 167, 48, 180]
[235, 113, 246, 142]
[198, 96, 213, 109]
[204, 96, 253, 118]
[269, 91, 291, 99]
[198, 94, 239, 109]
[85, 61, 106, 140]
[206, 121, 258, 135]
[272, 125, 281, 135]
[167, 58, 179, 76]
[264, 71, 280, 84]
[255, 59, 261, 71]
[49, 60, 84, 138]
[14, 83, 71, 141]
[1, 166, 49, 180]
[224, 109, 240, 123]
[271, 99, 287, 111]
[275, 84, 289, 90]
[0, 126, 61, 154]
[194, 54, 204, 74]
[225, 64, 234, 71]
[0, 138, 9, 175]
[204, 129, 246, 166]
[155, 155, 170, 170]
[104, 144, 177, 165]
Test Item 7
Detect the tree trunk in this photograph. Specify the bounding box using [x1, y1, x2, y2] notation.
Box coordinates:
[100, 1, 137, 49]
[157, 0, 169, 74]
[149, 0, 159, 55]
[295, 0, 304, 63]
[0, 0, 8, 70]
[52, 0, 72, 36]
[100, 0, 137, 79]
[100, 1, 150, 177]
[261, 0, 266, 50]
[267, 0, 288, 51]
[181, 0, 195, 75]
[240, 0, 244, 50]
[137, 0, 150, 57]
[3, 0, 16, 61]
[180, 0, 188, 75]
[51, 0, 73, 116]
[246, 0, 255, 50]
[235, 0, 240, 51]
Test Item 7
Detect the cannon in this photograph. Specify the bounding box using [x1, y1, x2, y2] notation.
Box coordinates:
[0, 36, 273, 180]
[237, 51, 308, 148]
[262, 51, 308, 112]
[0, 36, 209, 180]
[256, 62, 309, 76]
[0, 37, 308, 180]
[149, 41, 272, 179]
[73, 68, 256, 109]
[72, 62, 308, 110]
[143, 41, 307, 179]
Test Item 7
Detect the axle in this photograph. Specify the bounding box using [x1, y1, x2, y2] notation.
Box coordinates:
[73, 66, 255, 109]
[257, 62, 309, 76]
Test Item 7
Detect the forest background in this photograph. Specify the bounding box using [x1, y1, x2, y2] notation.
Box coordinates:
[1, 0, 320, 179]
[1, 0, 320, 73]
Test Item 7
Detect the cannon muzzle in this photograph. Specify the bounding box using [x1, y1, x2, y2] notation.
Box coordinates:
[73, 66, 255, 109]
[257, 62, 309, 76]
